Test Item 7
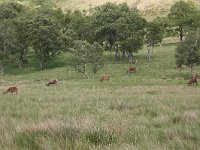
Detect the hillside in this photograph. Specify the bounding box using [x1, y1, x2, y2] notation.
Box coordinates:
[55, 0, 200, 18]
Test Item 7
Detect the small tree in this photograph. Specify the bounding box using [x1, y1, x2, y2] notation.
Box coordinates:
[145, 20, 165, 61]
[146, 21, 165, 47]
[175, 32, 200, 71]
[70, 40, 92, 78]
[90, 42, 104, 75]
[70, 41, 104, 78]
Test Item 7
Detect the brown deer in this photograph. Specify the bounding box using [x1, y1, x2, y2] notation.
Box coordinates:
[127, 67, 136, 73]
[188, 74, 198, 86]
[46, 79, 58, 86]
[175, 64, 183, 70]
[3, 86, 18, 94]
[99, 75, 110, 82]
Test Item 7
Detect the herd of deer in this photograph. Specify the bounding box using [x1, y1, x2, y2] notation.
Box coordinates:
[3, 79, 58, 95]
[2, 63, 198, 95]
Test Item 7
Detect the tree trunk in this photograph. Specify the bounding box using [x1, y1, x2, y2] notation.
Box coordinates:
[190, 64, 193, 74]
[115, 48, 120, 61]
[151, 42, 154, 53]
[19, 58, 23, 69]
[128, 51, 133, 63]
[19, 63, 22, 70]
[122, 50, 126, 59]
[147, 47, 151, 61]
[109, 46, 112, 59]
[85, 71, 89, 79]
[0, 64, 4, 75]
[93, 73, 96, 79]
[180, 27, 183, 42]
[40, 62, 43, 69]
[84, 64, 89, 79]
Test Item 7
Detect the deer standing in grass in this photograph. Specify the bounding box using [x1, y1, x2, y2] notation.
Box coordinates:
[3, 86, 18, 94]
[188, 74, 198, 86]
[46, 79, 58, 86]
[99, 75, 110, 82]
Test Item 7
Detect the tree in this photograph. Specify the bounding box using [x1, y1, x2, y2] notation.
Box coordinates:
[64, 29, 78, 49]
[29, 11, 65, 69]
[0, 2, 24, 20]
[90, 42, 104, 75]
[0, 2, 29, 73]
[67, 10, 95, 43]
[114, 8, 146, 60]
[70, 41, 104, 78]
[14, 7, 34, 69]
[145, 19, 165, 60]
[70, 40, 92, 79]
[175, 32, 200, 71]
[168, 1, 198, 42]
[93, 3, 146, 61]
[92, 3, 126, 57]
[120, 35, 144, 62]
[146, 21, 164, 47]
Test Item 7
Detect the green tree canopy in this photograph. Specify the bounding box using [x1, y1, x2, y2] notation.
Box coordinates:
[29, 10, 65, 69]
[92, 3, 146, 60]
[175, 32, 200, 69]
[93, 3, 129, 47]
[70, 40, 104, 78]
[0, 20, 19, 74]
[168, 1, 198, 41]
[0, 2, 31, 71]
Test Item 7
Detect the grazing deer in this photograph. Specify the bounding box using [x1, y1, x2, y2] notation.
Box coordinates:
[46, 79, 58, 86]
[175, 64, 183, 70]
[99, 75, 110, 82]
[127, 67, 136, 73]
[188, 74, 198, 86]
[3, 86, 18, 94]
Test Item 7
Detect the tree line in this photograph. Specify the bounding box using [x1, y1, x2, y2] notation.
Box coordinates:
[0, 0, 200, 76]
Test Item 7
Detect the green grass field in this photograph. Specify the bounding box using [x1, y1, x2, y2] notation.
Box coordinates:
[0, 44, 200, 149]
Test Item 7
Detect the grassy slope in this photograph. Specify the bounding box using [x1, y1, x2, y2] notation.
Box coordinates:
[55, 0, 200, 18]
[0, 44, 200, 149]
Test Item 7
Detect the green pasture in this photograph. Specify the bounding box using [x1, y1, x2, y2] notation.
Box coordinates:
[0, 44, 200, 150]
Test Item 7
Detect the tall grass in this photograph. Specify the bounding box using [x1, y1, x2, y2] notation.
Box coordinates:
[0, 44, 200, 149]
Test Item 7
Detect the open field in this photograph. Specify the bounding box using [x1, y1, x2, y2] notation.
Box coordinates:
[0, 44, 200, 149]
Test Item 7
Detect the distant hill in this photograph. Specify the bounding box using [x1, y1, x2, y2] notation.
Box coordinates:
[1, 0, 199, 19]
[54, 0, 200, 19]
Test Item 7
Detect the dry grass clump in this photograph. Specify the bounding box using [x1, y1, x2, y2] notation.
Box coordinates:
[182, 111, 199, 123]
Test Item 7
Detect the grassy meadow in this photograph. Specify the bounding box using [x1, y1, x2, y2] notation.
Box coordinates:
[0, 43, 200, 149]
